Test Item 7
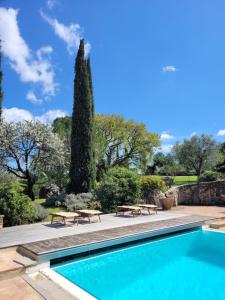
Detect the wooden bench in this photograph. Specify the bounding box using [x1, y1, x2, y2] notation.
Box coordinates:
[50, 212, 80, 226]
[138, 204, 158, 215]
[116, 206, 142, 217]
[76, 209, 102, 223]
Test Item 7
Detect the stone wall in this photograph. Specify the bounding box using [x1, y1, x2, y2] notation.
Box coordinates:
[166, 180, 225, 206]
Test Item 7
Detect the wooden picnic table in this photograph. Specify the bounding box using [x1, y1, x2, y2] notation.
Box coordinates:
[138, 204, 158, 215]
[50, 212, 80, 225]
[76, 209, 102, 223]
[116, 205, 142, 217]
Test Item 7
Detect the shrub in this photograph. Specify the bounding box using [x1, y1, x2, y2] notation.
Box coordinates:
[141, 175, 168, 199]
[96, 167, 141, 212]
[42, 184, 60, 206]
[64, 193, 92, 211]
[33, 204, 48, 222]
[87, 200, 102, 210]
[199, 171, 220, 182]
[0, 191, 35, 226]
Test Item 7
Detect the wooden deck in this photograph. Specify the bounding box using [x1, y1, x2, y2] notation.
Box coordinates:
[19, 215, 211, 261]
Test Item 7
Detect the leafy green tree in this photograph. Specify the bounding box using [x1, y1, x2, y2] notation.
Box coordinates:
[216, 142, 225, 173]
[53, 114, 160, 179]
[95, 114, 160, 175]
[173, 135, 218, 177]
[69, 39, 95, 193]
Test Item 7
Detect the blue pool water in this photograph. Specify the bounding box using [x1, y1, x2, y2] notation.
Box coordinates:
[53, 229, 225, 300]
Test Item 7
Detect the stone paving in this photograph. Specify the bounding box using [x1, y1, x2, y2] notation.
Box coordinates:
[0, 276, 42, 300]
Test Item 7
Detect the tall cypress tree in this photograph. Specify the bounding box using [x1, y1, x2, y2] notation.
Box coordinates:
[69, 39, 95, 193]
[86, 57, 96, 188]
[0, 41, 3, 121]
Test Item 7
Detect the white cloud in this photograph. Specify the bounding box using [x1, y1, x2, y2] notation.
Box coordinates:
[46, 0, 57, 10]
[26, 91, 43, 105]
[160, 132, 174, 140]
[217, 129, 225, 136]
[160, 144, 173, 153]
[40, 10, 91, 55]
[190, 132, 197, 137]
[0, 8, 56, 96]
[3, 107, 66, 124]
[3, 107, 34, 122]
[162, 65, 177, 73]
[36, 109, 66, 124]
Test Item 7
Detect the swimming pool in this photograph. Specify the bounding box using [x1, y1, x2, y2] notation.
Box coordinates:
[52, 229, 225, 300]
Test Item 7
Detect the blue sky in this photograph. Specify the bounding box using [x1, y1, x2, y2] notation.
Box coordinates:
[0, 0, 225, 151]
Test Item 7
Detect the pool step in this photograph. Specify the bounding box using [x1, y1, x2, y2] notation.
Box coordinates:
[209, 220, 225, 229]
[23, 273, 77, 300]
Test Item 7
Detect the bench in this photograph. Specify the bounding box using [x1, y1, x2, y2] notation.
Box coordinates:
[116, 206, 142, 217]
[50, 212, 80, 225]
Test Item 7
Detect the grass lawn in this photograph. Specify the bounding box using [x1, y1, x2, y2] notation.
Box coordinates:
[173, 175, 198, 186]
[33, 198, 66, 221]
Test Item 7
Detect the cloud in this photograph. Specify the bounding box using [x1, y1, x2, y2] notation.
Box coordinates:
[3, 107, 66, 124]
[190, 132, 197, 137]
[40, 10, 91, 55]
[217, 129, 225, 136]
[0, 8, 56, 96]
[162, 65, 177, 73]
[36, 109, 66, 123]
[160, 132, 174, 141]
[3, 107, 34, 122]
[160, 144, 173, 153]
[26, 91, 43, 105]
[46, 0, 57, 10]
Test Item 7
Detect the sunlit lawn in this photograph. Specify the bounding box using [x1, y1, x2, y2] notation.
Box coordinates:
[173, 175, 198, 186]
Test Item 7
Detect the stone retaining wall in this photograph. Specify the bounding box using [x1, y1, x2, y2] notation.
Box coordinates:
[166, 180, 225, 206]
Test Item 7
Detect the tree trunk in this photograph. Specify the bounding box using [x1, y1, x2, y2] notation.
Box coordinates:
[27, 174, 36, 200]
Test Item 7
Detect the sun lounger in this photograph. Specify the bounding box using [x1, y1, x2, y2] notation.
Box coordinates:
[138, 204, 158, 215]
[76, 209, 102, 223]
[116, 205, 142, 217]
[50, 212, 80, 225]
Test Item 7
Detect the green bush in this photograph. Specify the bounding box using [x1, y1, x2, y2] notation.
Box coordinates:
[0, 191, 35, 226]
[64, 193, 92, 211]
[141, 175, 168, 199]
[33, 204, 48, 222]
[96, 167, 141, 212]
[199, 171, 220, 182]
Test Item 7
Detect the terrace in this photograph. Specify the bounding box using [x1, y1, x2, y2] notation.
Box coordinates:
[0, 206, 223, 299]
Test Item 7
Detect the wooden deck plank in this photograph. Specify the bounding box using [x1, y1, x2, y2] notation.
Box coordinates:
[19, 215, 211, 257]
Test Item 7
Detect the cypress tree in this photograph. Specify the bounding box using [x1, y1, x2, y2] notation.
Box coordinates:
[0, 41, 3, 121]
[86, 57, 96, 188]
[69, 39, 95, 193]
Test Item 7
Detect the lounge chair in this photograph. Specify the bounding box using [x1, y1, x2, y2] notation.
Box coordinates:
[116, 205, 142, 217]
[50, 212, 80, 225]
[138, 204, 158, 215]
[76, 209, 102, 223]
